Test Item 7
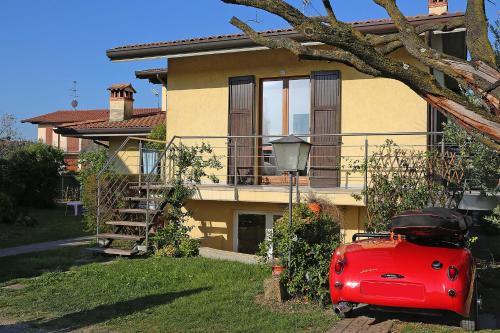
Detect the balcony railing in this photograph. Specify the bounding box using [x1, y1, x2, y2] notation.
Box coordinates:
[95, 132, 459, 204]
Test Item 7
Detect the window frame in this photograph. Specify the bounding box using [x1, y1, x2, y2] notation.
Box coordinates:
[259, 76, 311, 138]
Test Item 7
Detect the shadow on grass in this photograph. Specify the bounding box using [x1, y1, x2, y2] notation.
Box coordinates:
[4, 288, 210, 332]
[0, 247, 111, 284]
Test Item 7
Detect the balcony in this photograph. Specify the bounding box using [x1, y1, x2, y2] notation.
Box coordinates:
[98, 132, 449, 206]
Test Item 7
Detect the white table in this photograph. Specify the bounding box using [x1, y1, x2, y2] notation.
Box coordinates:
[65, 201, 83, 216]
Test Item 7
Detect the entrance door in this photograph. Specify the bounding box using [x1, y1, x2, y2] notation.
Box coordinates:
[237, 214, 266, 254]
[235, 213, 281, 254]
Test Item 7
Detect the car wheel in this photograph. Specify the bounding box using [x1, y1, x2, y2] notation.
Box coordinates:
[460, 281, 479, 331]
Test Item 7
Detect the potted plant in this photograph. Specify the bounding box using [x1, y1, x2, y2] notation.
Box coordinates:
[272, 257, 286, 276]
[305, 192, 322, 215]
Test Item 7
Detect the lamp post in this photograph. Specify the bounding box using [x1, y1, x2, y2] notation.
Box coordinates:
[270, 135, 311, 267]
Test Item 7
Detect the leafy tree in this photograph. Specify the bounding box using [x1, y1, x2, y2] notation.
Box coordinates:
[222, 0, 500, 149]
[146, 123, 167, 151]
[6, 143, 65, 207]
[0, 113, 19, 140]
[77, 148, 109, 231]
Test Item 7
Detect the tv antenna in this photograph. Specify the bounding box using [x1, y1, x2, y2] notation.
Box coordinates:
[246, 11, 262, 24]
[152, 88, 160, 109]
[69, 81, 79, 110]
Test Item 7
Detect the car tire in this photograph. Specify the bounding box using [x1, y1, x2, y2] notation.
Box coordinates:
[460, 281, 479, 331]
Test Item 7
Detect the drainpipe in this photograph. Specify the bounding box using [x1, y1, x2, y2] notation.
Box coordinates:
[156, 73, 168, 147]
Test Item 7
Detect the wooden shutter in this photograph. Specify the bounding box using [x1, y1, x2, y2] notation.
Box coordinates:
[228, 76, 255, 185]
[309, 71, 341, 188]
[45, 127, 53, 145]
[67, 137, 79, 152]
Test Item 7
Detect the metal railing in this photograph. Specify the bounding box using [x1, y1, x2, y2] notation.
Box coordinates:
[96, 131, 494, 247]
[95, 136, 175, 250]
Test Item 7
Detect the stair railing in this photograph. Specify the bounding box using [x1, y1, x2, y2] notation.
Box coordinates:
[140, 136, 177, 251]
[95, 136, 177, 251]
[96, 137, 131, 245]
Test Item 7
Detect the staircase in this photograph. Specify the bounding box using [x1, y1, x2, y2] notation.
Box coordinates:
[86, 137, 174, 256]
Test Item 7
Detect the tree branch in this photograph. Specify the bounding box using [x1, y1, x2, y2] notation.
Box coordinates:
[365, 16, 465, 49]
[321, 0, 338, 25]
[229, 16, 381, 76]
[221, 0, 500, 146]
[466, 0, 497, 68]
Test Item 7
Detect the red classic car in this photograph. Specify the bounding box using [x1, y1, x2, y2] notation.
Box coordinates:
[329, 208, 480, 331]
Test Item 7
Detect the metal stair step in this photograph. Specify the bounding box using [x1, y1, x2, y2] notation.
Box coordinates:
[115, 208, 161, 214]
[125, 197, 165, 202]
[105, 221, 147, 227]
[98, 233, 143, 241]
[86, 247, 137, 256]
[128, 184, 173, 190]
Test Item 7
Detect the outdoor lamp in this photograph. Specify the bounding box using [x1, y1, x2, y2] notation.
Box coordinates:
[270, 135, 311, 172]
[270, 135, 312, 267]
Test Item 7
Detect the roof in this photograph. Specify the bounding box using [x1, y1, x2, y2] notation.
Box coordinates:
[22, 110, 108, 124]
[135, 68, 168, 84]
[65, 111, 164, 130]
[54, 108, 164, 138]
[21, 108, 158, 125]
[107, 12, 465, 61]
[108, 83, 137, 93]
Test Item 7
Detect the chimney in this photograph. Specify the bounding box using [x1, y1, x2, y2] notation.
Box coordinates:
[428, 0, 448, 15]
[108, 83, 136, 122]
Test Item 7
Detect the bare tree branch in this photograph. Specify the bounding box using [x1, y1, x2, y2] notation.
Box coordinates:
[320, 0, 338, 25]
[230, 16, 381, 76]
[221, 0, 500, 147]
[466, 0, 497, 68]
[365, 16, 465, 48]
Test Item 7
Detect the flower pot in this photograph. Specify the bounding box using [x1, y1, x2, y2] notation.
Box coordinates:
[272, 265, 285, 276]
[308, 202, 321, 215]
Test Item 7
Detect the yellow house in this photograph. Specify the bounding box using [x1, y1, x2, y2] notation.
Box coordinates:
[92, 11, 466, 255]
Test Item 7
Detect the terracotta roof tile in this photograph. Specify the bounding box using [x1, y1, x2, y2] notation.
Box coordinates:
[108, 12, 463, 52]
[62, 110, 164, 130]
[22, 108, 159, 125]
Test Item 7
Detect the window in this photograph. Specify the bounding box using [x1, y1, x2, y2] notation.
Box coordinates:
[262, 77, 311, 177]
[45, 127, 53, 145]
[67, 137, 79, 152]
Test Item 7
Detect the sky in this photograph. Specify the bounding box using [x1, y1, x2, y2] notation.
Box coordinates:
[0, 0, 497, 140]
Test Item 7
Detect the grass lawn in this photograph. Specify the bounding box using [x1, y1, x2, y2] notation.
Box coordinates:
[0, 205, 90, 249]
[0, 249, 338, 333]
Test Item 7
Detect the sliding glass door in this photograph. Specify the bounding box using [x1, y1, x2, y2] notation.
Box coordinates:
[261, 77, 311, 181]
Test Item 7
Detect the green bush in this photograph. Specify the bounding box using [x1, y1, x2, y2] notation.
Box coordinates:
[0, 192, 15, 224]
[5, 143, 65, 207]
[259, 203, 342, 305]
[443, 122, 500, 194]
[350, 140, 450, 232]
[178, 238, 200, 257]
[77, 148, 108, 232]
[76, 148, 108, 184]
[150, 142, 223, 257]
[484, 205, 500, 235]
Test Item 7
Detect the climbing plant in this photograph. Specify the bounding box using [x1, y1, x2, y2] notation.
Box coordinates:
[351, 140, 464, 232]
[150, 142, 223, 257]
